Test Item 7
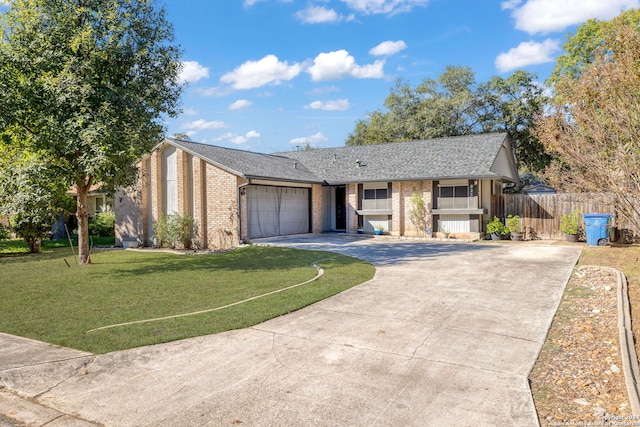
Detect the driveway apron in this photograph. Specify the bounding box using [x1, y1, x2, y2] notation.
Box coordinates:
[1, 236, 581, 427]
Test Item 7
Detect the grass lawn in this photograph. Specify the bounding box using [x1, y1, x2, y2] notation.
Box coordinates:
[0, 244, 374, 354]
[0, 236, 116, 255]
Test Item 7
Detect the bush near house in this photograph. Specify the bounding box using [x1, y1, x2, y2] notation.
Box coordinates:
[89, 211, 115, 237]
[153, 213, 197, 249]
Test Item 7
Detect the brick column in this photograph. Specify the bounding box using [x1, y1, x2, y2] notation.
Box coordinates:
[176, 149, 190, 215]
[392, 182, 402, 236]
[347, 183, 358, 233]
[311, 184, 323, 233]
[192, 158, 207, 248]
[150, 149, 163, 224]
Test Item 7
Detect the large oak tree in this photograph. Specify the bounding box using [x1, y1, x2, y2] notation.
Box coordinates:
[0, 0, 183, 263]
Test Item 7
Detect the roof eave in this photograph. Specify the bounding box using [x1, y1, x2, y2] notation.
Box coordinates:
[322, 174, 513, 186]
[245, 175, 322, 184]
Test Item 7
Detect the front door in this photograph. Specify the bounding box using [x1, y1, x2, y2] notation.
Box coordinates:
[335, 186, 346, 230]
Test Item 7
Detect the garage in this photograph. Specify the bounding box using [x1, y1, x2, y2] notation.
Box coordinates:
[246, 185, 310, 239]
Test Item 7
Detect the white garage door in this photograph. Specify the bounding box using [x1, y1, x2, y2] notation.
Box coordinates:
[246, 185, 310, 238]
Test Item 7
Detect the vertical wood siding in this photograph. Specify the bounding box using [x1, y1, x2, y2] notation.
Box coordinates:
[492, 194, 620, 240]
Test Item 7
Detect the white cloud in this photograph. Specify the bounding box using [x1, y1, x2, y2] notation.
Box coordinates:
[495, 39, 560, 73]
[508, 0, 640, 34]
[182, 119, 227, 130]
[296, 6, 340, 23]
[341, 0, 429, 15]
[307, 50, 385, 81]
[229, 99, 253, 111]
[221, 55, 303, 90]
[305, 99, 350, 111]
[182, 107, 198, 116]
[289, 132, 328, 145]
[369, 40, 407, 56]
[223, 130, 261, 145]
[179, 61, 209, 83]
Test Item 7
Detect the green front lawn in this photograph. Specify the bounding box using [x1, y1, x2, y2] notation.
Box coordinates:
[0, 245, 374, 354]
[0, 236, 116, 255]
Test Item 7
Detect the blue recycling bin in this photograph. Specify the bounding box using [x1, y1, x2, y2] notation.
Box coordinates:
[583, 213, 613, 246]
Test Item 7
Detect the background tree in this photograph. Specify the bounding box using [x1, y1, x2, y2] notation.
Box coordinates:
[535, 19, 640, 234]
[0, 142, 74, 253]
[549, 8, 640, 83]
[171, 133, 193, 141]
[0, 0, 183, 264]
[345, 66, 549, 172]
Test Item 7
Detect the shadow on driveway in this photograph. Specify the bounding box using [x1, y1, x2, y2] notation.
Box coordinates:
[252, 234, 495, 267]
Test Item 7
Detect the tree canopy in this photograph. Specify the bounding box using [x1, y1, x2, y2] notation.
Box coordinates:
[345, 66, 550, 172]
[549, 8, 640, 83]
[0, 0, 183, 263]
[536, 14, 640, 234]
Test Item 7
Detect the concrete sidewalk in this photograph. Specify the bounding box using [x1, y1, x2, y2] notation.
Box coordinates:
[0, 237, 581, 426]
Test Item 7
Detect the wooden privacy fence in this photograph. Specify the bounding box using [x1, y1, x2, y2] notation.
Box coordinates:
[492, 193, 619, 240]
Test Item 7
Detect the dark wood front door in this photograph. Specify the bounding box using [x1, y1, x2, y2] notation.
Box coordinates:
[335, 186, 346, 230]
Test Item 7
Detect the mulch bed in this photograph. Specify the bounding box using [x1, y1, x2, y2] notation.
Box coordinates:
[529, 266, 633, 425]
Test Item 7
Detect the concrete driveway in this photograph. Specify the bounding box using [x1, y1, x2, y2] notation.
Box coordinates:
[0, 236, 581, 427]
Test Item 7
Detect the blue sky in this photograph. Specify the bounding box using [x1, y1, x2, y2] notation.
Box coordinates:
[123, 1, 640, 152]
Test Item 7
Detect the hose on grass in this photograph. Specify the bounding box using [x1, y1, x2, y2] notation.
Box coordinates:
[85, 259, 330, 333]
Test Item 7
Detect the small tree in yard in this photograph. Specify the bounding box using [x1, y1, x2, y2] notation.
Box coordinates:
[535, 17, 640, 235]
[0, 146, 74, 253]
[409, 190, 431, 237]
[0, 0, 183, 263]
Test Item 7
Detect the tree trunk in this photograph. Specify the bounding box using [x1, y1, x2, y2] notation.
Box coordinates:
[76, 185, 91, 264]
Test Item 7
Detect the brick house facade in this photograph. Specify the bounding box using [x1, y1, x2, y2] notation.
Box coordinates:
[115, 133, 520, 247]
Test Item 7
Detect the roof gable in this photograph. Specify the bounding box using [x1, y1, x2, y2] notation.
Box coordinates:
[163, 138, 320, 183]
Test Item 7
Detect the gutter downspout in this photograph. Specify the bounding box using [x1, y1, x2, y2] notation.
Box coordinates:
[238, 180, 250, 243]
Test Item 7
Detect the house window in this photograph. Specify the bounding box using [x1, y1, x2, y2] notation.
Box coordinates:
[95, 196, 105, 213]
[363, 188, 388, 200]
[163, 146, 178, 214]
[437, 180, 477, 210]
[362, 183, 390, 210]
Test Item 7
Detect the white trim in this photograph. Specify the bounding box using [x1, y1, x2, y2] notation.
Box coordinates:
[251, 179, 313, 188]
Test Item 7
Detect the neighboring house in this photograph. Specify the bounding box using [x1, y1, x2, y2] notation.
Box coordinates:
[115, 132, 519, 247]
[523, 183, 557, 194]
[51, 185, 113, 239]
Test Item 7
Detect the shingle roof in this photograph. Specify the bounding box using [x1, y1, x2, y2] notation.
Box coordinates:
[165, 138, 320, 183]
[281, 133, 513, 184]
[164, 133, 515, 185]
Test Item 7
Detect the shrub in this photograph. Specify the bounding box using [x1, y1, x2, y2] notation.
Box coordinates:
[153, 213, 196, 249]
[506, 214, 522, 233]
[0, 222, 9, 240]
[89, 211, 115, 237]
[560, 209, 582, 235]
[486, 216, 508, 235]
